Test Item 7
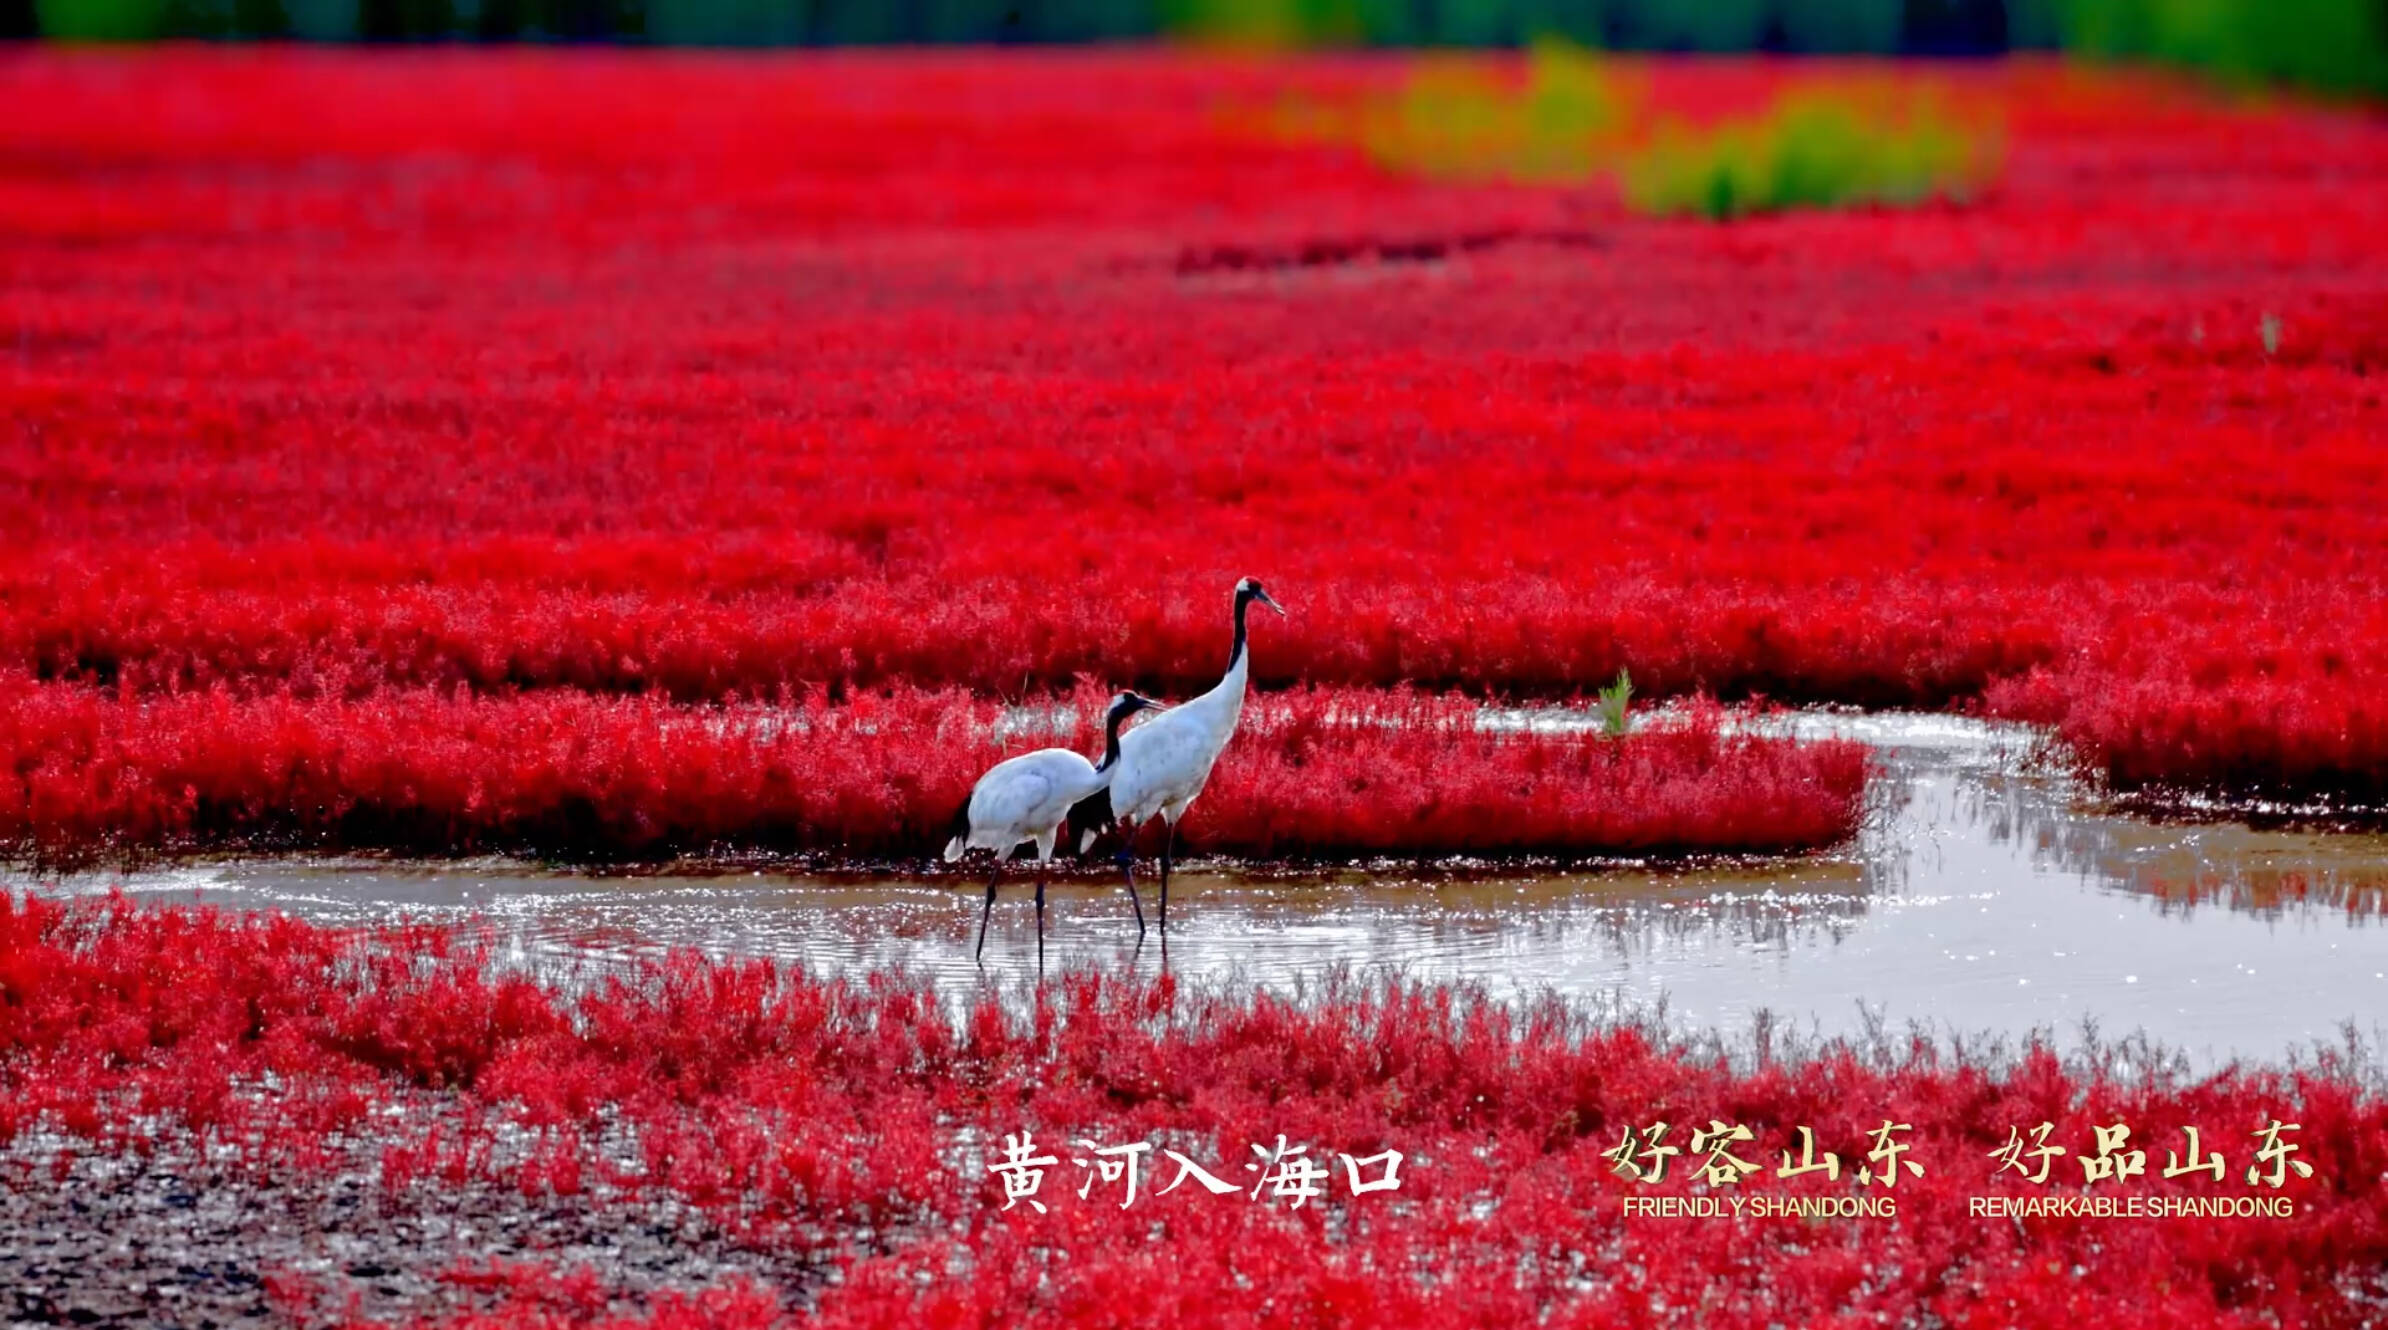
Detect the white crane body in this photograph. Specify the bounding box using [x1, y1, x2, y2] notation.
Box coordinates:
[1071, 578, 1284, 933]
[947, 748, 1108, 864]
[943, 691, 1161, 963]
[1104, 647, 1248, 830]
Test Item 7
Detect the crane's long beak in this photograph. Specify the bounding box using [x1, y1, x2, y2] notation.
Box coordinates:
[1257, 589, 1287, 616]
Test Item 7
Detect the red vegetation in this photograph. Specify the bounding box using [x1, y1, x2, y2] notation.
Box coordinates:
[4, 895, 2384, 1327]
[0, 48, 2384, 828]
[0, 679, 1867, 862]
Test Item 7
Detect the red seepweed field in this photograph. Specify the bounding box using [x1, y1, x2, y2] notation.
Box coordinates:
[3, 43, 2388, 1329]
[2, 48, 2386, 867]
[0, 679, 1869, 862]
[5, 893, 2386, 1328]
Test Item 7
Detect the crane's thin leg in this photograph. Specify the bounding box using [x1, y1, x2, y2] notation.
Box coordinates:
[1118, 849, 1147, 938]
[1035, 873, 1047, 972]
[1159, 820, 1177, 934]
[975, 861, 1002, 964]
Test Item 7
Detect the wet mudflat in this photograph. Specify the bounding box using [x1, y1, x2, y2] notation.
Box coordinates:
[32, 713, 2387, 1069]
[0, 1122, 824, 1330]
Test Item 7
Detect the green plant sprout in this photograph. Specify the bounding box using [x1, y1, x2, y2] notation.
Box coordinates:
[1599, 668, 1634, 737]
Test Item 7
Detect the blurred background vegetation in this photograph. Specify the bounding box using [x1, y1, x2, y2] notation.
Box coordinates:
[8, 0, 2385, 100]
[1279, 39, 2003, 216]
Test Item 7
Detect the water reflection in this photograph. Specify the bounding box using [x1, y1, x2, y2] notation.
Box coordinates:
[15, 712, 2385, 1067]
[2032, 813, 2388, 920]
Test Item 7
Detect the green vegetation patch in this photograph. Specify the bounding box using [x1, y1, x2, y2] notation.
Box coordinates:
[1282, 41, 2003, 220]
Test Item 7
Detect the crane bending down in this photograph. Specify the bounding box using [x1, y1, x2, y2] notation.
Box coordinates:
[945, 691, 1162, 964]
[1069, 577, 1285, 934]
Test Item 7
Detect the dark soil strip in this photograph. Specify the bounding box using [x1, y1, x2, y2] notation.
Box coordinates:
[1175, 227, 1603, 275]
[0, 1140, 821, 1328]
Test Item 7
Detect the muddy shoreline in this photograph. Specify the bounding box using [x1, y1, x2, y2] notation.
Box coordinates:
[1, 1131, 827, 1329]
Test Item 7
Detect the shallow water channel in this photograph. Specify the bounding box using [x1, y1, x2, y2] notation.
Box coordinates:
[23, 713, 2388, 1068]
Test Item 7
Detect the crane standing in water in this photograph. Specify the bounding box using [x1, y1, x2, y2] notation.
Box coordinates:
[945, 690, 1163, 964]
[1072, 577, 1286, 935]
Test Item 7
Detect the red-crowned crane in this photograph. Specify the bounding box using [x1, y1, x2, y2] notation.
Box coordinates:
[1070, 577, 1285, 934]
[945, 690, 1163, 964]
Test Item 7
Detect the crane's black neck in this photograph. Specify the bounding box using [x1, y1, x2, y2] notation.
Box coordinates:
[1226, 587, 1256, 677]
[1096, 704, 1134, 773]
